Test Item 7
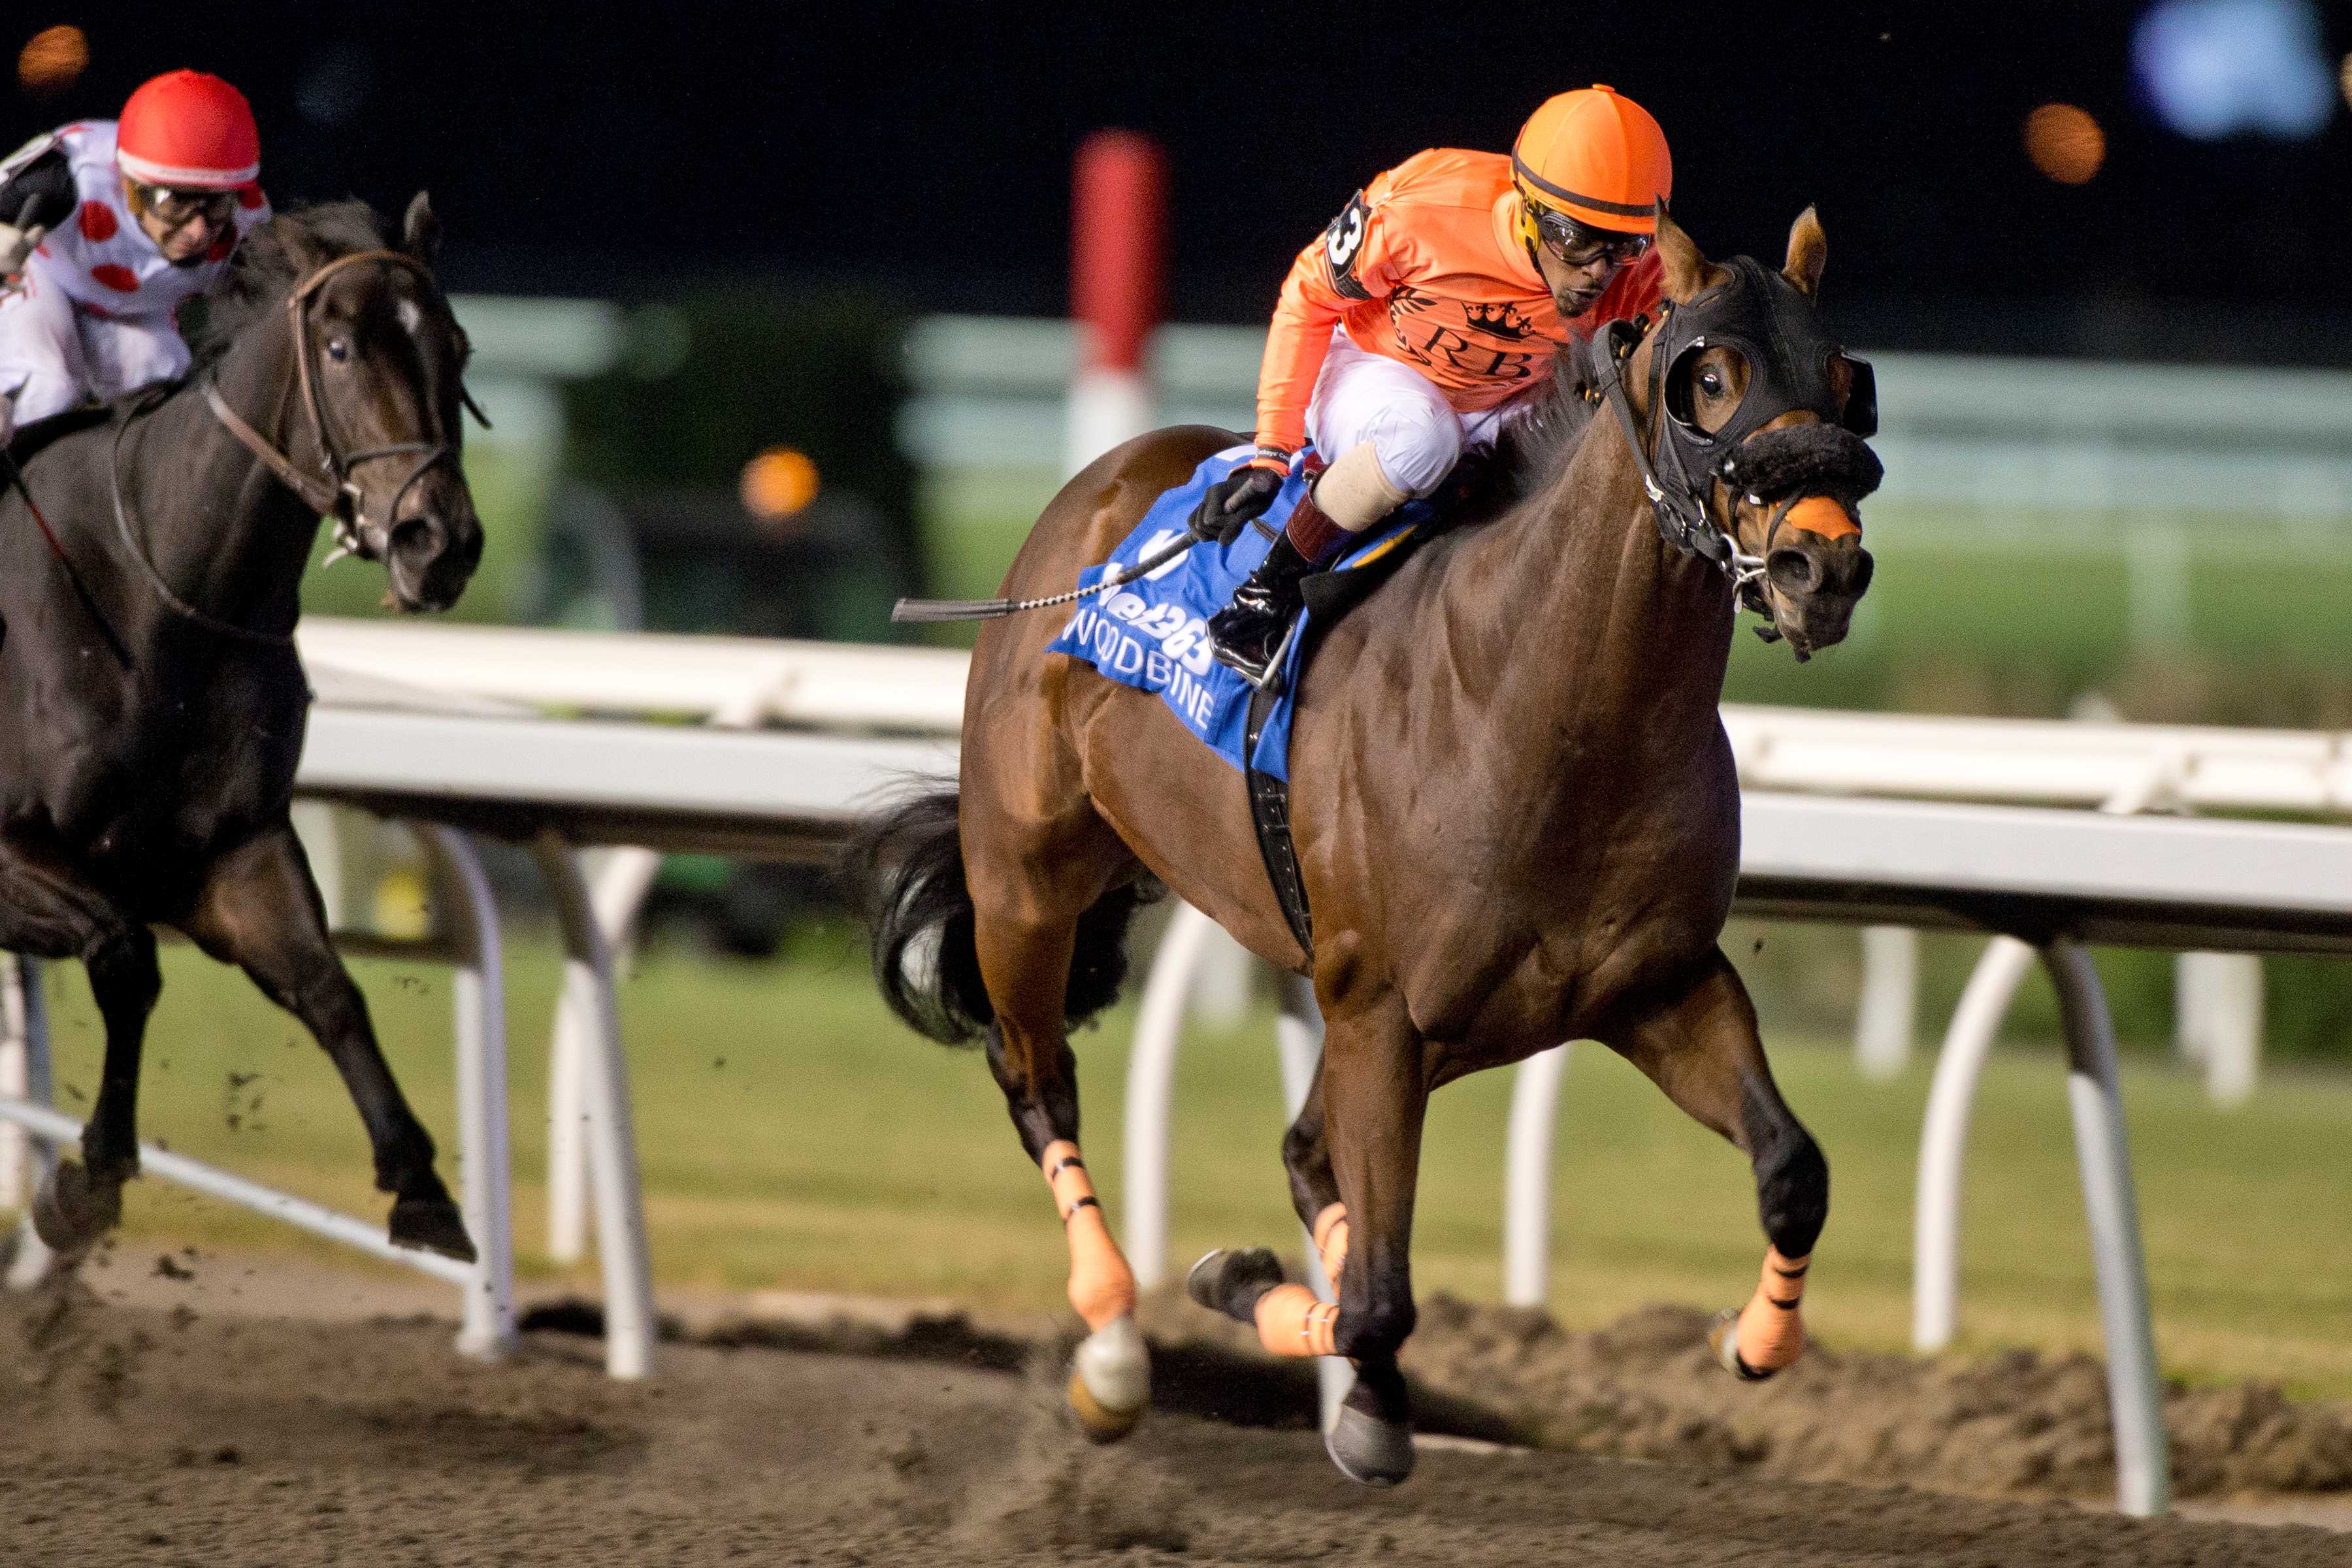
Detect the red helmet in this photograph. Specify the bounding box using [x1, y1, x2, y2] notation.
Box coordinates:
[116, 69, 259, 190]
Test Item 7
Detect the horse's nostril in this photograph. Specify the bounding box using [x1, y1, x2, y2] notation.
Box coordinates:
[390, 515, 442, 557]
[1766, 547, 1818, 595]
[1847, 547, 1876, 595]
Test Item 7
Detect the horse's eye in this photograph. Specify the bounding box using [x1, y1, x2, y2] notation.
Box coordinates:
[327, 338, 350, 363]
[1699, 369, 1723, 397]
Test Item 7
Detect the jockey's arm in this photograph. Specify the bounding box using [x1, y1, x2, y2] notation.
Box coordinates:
[1254, 188, 1396, 455]
[0, 139, 75, 272]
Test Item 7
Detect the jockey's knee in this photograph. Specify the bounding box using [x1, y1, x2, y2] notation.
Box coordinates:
[1363, 404, 1463, 502]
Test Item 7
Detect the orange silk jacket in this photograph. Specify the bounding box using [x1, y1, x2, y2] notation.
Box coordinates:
[1254, 148, 1663, 453]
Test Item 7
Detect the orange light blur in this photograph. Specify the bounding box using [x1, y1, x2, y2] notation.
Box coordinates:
[17, 25, 88, 95]
[740, 448, 819, 521]
[2023, 103, 2104, 185]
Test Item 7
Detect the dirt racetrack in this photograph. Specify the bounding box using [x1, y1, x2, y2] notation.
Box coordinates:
[5, 1260, 2348, 1567]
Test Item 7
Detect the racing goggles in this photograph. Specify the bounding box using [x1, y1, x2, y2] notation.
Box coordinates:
[131, 181, 240, 232]
[1531, 206, 1650, 269]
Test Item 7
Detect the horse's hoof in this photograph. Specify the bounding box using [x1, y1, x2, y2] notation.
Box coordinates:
[1066, 1312, 1149, 1443]
[1184, 1246, 1284, 1324]
[1326, 1401, 1416, 1486]
[389, 1196, 478, 1263]
[1708, 1306, 1775, 1382]
[30, 1159, 121, 1256]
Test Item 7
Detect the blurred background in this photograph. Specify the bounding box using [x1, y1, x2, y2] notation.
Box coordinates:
[5, 4, 2348, 1384]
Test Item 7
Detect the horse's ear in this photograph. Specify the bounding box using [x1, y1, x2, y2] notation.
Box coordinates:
[401, 191, 441, 265]
[1783, 205, 1827, 297]
[1654, 201, 1716, 302]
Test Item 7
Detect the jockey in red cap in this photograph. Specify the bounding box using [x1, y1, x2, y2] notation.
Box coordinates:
[0, 69, 270, 448]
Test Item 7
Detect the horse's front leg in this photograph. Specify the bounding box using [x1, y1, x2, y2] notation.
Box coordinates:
[180, 822, 475, 1262]
[1190, 991, 1426, 1485]
[1603, 945, 1828, 1380]
[971, 883, 1150, 1441]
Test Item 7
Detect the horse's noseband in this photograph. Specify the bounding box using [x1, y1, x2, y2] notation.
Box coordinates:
[204, 247, 480, 564]
[1583, 255, 1878, 610]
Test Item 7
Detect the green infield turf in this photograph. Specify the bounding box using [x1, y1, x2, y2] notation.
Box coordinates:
[8, 923, 2348, 1399]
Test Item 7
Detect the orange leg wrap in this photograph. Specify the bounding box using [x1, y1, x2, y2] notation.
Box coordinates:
[1311, 1203, 1349, 1298]
[1042, 1140, 1134, 1332]
[1253, 1282, 1339, 1358]
[1735, 1246, 1809, 1373]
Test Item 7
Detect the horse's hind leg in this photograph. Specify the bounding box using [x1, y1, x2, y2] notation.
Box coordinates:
[0, 836, 152, 1254]
[967, 817, 1150, 1441]
[1603, 946, 1828, 1379]
[181, 823, 475, 1262]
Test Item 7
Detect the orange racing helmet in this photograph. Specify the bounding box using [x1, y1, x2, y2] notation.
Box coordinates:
[1511, 85, 1673, 264]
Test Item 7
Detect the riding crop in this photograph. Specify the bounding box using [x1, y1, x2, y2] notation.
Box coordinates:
[890, 529, 1201, 623]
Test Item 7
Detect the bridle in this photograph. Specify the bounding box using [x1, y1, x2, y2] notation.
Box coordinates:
[1582, 255, 1878, 619]
[203, 246, 482, 570]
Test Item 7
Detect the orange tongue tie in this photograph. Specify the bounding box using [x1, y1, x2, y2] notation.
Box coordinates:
[1783, 495, 1858, 540]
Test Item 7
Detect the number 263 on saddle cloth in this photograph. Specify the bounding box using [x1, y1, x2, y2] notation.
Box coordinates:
[1044, 446, 1443, 781]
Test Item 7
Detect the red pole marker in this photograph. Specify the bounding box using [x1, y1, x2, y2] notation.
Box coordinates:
[1065, 129, 1166, 476]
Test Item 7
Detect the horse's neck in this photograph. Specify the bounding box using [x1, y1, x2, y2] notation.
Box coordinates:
[1453, 416, 1735, 786]
[128, 308, 319, 639]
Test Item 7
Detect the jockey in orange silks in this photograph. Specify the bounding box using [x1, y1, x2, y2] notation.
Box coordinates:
[1200, 86, 1673, 683]
[0, 70, 270, 448]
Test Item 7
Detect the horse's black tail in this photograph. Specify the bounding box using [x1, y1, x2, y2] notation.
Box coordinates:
[842, 782, 1158, 1046]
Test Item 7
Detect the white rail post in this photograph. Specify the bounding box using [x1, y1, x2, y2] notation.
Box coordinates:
[3, 956, 57, 1290]
[1273, 973, 1350, 1432]
[415, 827, 517, 1362]
[2044, 939, 2170, 1518]
[1, 956, 28, 1210]
[532, 837, 657, 1380]
[547, 847, 662, 1264]
[1916, 762, 2178, 1350]
[2176, 952, 2261, 1107]
[1501, 1045, 1571, 1307]
[1122, 902, 1216, 1290]
[1855, 926, 1918, 1080]
[546, 681, 782, 1264]
[1912, 935, 2037, 1351]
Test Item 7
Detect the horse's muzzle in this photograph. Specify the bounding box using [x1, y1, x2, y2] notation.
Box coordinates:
[383, 504, 483, 613]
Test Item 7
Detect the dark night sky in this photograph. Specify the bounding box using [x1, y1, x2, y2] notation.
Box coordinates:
[14, 3, 2351, 360]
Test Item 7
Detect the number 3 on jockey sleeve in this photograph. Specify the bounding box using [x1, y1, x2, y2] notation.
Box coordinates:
[1321, 189, 1375, 303]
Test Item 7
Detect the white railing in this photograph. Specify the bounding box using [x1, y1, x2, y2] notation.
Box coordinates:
[16, 624, 2351, 1512]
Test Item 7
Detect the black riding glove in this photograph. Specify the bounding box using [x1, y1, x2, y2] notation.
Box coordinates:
[1188, 448, 1292, 546]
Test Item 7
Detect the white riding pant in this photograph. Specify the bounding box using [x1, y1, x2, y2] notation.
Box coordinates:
[1303, 327, 1546, 498]
[0, 268, 189, 425]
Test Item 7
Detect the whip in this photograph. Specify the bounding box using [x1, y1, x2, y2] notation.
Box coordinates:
[890, 529, 1201, 624]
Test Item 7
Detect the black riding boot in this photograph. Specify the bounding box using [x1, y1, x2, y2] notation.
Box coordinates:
[1209, 532, 1316, 687]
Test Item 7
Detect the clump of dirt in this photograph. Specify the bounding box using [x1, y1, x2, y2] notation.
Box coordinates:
[1385, 1294, 2352, 1501]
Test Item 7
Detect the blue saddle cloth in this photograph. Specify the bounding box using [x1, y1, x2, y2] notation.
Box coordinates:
[1045, 446, 1435, 781]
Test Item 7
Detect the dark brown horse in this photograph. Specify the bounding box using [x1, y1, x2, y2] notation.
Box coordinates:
[852, 208, 1876, 1482]
[0, 197, 484, 1263]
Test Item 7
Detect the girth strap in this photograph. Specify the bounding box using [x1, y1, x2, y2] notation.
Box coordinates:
[1243, 682, 1314, 963]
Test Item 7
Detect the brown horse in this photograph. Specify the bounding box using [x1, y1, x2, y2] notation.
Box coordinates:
[851, 208, 1877, 1483]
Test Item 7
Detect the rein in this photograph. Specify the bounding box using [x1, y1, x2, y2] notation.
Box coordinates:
[106, 247, 470, 649]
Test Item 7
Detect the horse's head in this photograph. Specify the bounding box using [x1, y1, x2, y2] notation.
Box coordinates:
[270, 194, 485, 613]
[1634, 207, 1880, 657]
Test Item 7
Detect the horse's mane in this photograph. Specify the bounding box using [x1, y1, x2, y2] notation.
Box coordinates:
[187, 200, 397, 370]
[1489, 354, 1601, 508]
